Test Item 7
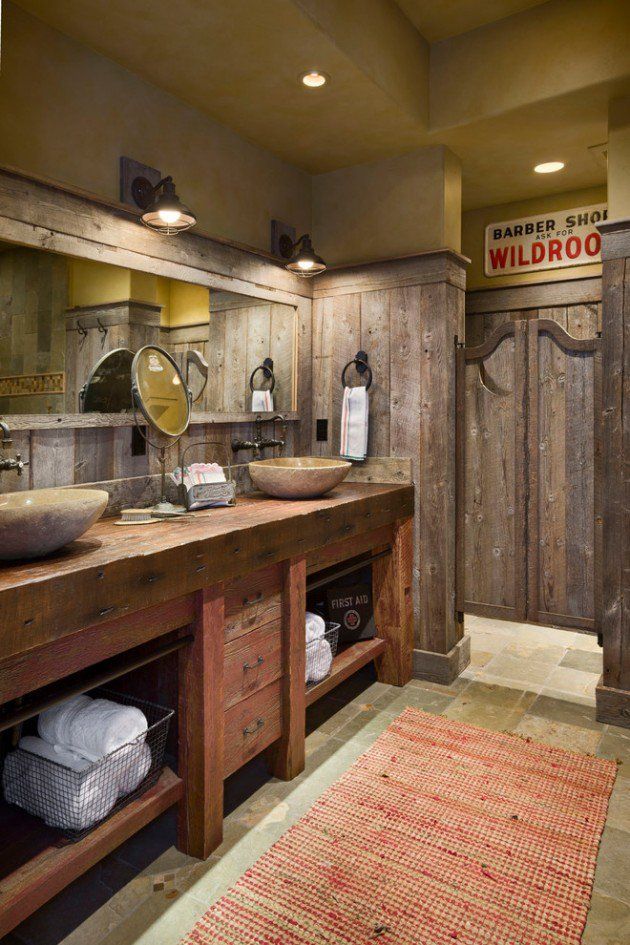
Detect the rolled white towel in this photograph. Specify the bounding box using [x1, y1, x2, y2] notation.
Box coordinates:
[18, 735, 92, 772]
[305, 638, 333, 684]
[116, 741, 152, 796]
[2, 749, 118, 832]
[39, 696, 148, 762]
[305, 611, 326, 643]
[37, 694, 91, 748]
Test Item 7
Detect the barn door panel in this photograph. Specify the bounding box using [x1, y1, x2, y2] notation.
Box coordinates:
[528, 320, 599, 630]
[461, 322, 527, 621]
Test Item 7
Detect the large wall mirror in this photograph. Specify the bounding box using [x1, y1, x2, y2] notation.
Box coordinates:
[0, 239, 298, 421]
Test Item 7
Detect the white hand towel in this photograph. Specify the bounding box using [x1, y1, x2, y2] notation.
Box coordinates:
[305, 638, 333, 684]
[38, 696, 148, 762]
[340, 385, 369, 461]
[305, 611, 326, 643]
[252, 389, 273, 412]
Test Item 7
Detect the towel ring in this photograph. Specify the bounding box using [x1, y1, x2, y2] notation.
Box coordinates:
[341, 351, 372, 390]
[249, 357, 275, 393]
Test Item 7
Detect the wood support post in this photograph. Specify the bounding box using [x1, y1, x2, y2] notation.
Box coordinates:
[597, 217, 630, 728]
[177, 584, 224, 858]
[373, 518, 413, 686]
[271, 556, 306, 780]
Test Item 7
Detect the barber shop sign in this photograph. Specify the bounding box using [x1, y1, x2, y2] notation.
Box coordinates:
[484, 203, 607, 277]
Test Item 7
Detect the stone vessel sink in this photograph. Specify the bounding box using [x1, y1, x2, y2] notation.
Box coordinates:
[249, 457, 351, 500]
[0, 487, 109, 561]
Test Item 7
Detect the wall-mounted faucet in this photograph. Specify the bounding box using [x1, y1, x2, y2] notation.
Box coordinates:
[0, 418, 29, 479]
[232, 414, 286, 459]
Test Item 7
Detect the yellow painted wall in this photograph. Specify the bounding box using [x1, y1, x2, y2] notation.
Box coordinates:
[462, 186, 606, 291]
[312, 146, 461, 266]
[0, 3, 311, 253]
[608, 98, 630, 219]
[167, 282, 211, 328]
[68, 259, 132, 307]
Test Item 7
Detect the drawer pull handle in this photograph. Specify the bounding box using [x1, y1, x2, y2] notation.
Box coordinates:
[243, 590, 263, 606]
[243, 656, 264, 671]
[243, 718, 264, 736]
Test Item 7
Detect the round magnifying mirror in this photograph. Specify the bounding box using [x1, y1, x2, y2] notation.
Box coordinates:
[131, 345, 191, 437]
[80, 348, 134, 413]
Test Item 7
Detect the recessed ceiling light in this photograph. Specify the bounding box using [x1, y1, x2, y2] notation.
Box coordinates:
[534, 161, 565, 174]
[300, 71, 328, 88]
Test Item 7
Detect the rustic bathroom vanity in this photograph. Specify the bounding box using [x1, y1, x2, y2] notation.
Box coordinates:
[0, 481, 413, 936]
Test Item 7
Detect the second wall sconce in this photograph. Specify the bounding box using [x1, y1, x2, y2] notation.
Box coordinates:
[132, 175, 196, 235]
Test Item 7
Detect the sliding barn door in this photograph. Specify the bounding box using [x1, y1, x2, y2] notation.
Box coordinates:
[458, 319, 600, 630]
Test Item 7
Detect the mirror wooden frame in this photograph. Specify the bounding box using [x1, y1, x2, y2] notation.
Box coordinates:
[0, 165, 310, 431]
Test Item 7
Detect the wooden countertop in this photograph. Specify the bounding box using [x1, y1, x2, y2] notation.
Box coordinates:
[0, 483, 413, 662]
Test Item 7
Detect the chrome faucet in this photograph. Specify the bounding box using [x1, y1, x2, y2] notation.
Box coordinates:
[232, 414, 286, 459]
[0, 418, 29, 478]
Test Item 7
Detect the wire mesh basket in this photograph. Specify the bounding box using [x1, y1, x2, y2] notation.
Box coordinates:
[306, 622, 340, 688]
[1, 690, 173, 843]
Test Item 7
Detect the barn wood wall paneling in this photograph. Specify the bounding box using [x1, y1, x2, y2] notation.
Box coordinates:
[0, 168, 313, 486]
[311, 251, 470, 683]
[597, 218, 630, 728]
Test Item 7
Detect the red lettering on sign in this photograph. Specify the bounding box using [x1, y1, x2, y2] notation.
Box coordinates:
[532, 242, 545, 264]
[566, 236, 581, 259]
[489, 247, 509, 270]
[585, 232, 600, 257]
[548, 239, 562, 262]
[517, 245, 530, 266]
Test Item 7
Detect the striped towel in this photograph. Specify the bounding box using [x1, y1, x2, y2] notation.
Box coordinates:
[252, 389, 273, 411]
[340, 385, 368, 461]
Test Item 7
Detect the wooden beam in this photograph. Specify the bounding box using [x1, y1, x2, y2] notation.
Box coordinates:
[177, 585, 224, 859]
[271, 557, 306, 780]
[466, 276, 602, 314]
[373, 518, 413, 686]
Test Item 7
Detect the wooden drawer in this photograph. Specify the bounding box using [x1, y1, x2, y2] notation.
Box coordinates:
[224, 564, 282, 643]
[223, 620, 283, 710]
[223, 679, 282, 778]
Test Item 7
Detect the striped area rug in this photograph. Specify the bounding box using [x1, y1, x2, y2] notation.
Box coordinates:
[182, 708, 616, 945]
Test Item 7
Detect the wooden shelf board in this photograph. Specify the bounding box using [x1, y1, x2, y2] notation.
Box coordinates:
[0, 767, 183, 938]
[305, 638, 386, 707]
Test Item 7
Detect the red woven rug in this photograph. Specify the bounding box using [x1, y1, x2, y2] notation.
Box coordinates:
[182, 708, 616, 945]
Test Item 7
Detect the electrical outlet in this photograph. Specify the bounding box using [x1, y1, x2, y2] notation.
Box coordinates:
[316, 419, 328, 442]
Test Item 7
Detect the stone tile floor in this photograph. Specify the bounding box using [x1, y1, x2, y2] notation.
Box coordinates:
[6, 616, 629, 945]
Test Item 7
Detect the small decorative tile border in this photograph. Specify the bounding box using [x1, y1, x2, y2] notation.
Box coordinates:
[0, 371, 65, 396]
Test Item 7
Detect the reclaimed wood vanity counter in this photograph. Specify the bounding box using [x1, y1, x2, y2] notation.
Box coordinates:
[0, 482, 413, 936]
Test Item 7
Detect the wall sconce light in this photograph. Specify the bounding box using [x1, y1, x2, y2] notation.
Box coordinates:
[279, 233, 326, 277]
[131, 175, 196, 235]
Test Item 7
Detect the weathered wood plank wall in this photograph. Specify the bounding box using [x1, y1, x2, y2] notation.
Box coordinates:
[311, 251, 469, 682]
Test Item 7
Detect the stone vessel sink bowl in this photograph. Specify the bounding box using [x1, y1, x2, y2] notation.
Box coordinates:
[249, 457, 351, 500]
[0, 487, 109, 561]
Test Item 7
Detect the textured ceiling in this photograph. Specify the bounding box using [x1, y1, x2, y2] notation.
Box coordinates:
[12, 0, 621, 209]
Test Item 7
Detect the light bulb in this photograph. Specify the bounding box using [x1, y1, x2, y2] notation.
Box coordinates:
[159, 208, 182, 224]
[534, 161, 565, 174]
[298, 258, 314, 270]
[301, 71, 327, 88]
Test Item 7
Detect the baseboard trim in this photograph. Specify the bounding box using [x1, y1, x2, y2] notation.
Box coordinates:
[412, 635, 471, 685]
[596, 676, 630, 729]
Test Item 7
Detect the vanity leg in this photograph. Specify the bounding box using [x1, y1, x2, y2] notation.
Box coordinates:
[373, 518, 413, 686]
[271, 556, 306, 780]
[177, 585, 224, 859]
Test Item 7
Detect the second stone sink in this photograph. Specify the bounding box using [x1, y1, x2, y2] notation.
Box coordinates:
[249, 457, 351, 500]
[0, 487, 109, 561]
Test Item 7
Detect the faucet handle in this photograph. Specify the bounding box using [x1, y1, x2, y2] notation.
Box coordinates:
[15, 453, 29, 477]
